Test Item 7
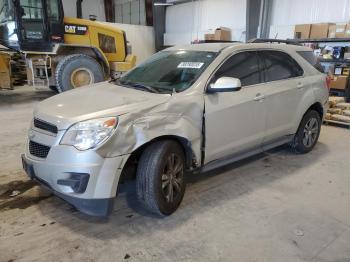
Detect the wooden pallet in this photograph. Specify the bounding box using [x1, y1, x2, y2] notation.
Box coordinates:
[324, 120, 350, 129]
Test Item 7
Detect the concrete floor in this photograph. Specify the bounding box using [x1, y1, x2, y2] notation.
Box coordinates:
[1, 86, 350, 262]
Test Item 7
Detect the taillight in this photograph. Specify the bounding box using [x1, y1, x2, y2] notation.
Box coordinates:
[325, 75, 331, 91]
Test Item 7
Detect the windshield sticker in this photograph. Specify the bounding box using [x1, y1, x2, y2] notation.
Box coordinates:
[177, 62, 204, 69]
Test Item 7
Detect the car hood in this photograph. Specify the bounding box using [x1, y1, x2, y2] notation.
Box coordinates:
[34, 82, 171, 130]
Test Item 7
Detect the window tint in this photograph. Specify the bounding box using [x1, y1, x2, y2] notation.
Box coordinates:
[98, 33, 116, 53]
[297, 51, 324, 73]
[214, 51, 261, 86]
[47, 0, 60, 21]
[260, 51, 303, 82]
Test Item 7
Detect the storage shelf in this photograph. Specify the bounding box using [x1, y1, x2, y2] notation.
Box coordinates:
[291, 38, 350, 43]
[319, 59, 350, 63]
[324, 119, 350, 129]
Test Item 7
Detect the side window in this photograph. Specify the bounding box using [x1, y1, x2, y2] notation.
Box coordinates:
[46, 0, 60, 22]
[98, 33, 117, 53]
[260, 51, 303, 82]
[214, 51, 261, 87]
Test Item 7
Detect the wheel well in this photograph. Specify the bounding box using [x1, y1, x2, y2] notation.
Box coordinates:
[119, 136, 196, 183]
[308, 102, 324, 119]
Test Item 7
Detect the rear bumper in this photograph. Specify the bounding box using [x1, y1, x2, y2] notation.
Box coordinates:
[22, 150, 128, 217]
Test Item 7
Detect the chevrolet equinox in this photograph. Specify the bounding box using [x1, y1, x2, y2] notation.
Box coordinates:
[22, 42, 329, 216]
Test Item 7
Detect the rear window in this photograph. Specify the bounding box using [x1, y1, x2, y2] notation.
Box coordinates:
[297, 51, 324, 73]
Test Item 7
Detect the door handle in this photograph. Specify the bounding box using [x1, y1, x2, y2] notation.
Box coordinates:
[254, 93, 265, 101]
[297, 82, 304, 89]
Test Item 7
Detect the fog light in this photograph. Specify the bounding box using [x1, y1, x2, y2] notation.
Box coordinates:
[57, 173, 90, 193]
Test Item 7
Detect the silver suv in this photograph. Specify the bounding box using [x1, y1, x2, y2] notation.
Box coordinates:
[22, 42, 329, 217]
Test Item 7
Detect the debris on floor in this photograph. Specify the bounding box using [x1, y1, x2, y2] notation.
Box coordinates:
[9, 190, 20, 197]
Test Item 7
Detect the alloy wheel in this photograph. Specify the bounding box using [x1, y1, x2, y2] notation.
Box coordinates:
[303, 117, 319, 148]
[162, 153, 184, 203]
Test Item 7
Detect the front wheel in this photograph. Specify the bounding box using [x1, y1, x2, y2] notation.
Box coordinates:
[136, 140, 186, 216]
[290, 110, 321, 154]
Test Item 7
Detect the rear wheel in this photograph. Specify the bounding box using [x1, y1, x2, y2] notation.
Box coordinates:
[290, 110, 321, 154]
[136, 140, 186, 216]
[55, 54, 104, 92]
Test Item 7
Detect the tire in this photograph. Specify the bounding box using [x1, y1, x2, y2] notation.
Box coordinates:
[55, 54, 104, 93]
[49, 86, 58, 93]
[290, 110, 321, 154]
[136, 140, 186, 216]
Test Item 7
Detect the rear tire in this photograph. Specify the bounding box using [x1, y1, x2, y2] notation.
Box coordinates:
[290, 110, 321, 154]
[136, 140, 186, 216]
[55, 54, 104, 93]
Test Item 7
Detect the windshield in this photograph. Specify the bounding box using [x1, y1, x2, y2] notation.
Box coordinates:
[0, 0, 14, 23]
[118, 50, 217, 93]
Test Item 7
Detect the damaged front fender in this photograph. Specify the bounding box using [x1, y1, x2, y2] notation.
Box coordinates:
[97, 93, 204, 167]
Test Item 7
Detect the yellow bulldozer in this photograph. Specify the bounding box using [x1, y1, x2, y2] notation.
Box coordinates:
[0, 0, 136, 92]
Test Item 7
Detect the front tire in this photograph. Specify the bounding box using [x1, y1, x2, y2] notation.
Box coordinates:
[55, 54, 104, 93]
[290, 110, 321, 154]
[136, 140, 186, 216]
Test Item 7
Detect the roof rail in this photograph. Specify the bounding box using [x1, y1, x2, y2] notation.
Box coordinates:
[248, 38, 302, 46]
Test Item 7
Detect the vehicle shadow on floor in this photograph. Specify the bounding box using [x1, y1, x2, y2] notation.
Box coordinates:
[39, 142, 329, 239]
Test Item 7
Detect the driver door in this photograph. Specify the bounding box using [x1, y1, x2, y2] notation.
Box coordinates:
[17, 0, 47, 47]
[204, 51, 267, 164]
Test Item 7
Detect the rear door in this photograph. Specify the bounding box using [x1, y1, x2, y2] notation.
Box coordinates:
[204, 51, 267, 164]
[258, 50, 305, 144]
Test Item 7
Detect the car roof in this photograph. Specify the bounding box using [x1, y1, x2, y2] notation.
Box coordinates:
[165, 42, 312, 53]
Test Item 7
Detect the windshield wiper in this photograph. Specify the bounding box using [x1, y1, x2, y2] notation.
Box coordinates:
[117, 80, 160, 93]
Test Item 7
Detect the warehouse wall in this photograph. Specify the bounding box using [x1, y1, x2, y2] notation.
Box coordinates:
[269, 0, 350, 39]
[164, 0, 247, 45]
[62, 0, 106, 21]
[115, 0, 147, 25]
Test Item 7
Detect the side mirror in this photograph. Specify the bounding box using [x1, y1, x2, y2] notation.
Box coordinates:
[207, 77, 242, 93]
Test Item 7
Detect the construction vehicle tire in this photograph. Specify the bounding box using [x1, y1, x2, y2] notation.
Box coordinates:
[49, 86, 59, 93]
[55, 54, 104, 92]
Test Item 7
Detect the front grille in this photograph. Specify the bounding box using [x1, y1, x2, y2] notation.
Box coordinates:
[34, 118, 58, 134]
[29, 141, 51, 158]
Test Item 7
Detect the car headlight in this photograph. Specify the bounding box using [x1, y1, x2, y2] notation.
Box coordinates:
[60, 117, 118, 150]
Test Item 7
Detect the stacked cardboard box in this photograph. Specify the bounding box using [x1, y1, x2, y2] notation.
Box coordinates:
[326, 97, 350, 123]
[329, 75, 349, 90]
[328, 23, 350, 38]
[205, 27, 231, 41]
[294, 24, 312, 39]
[294, 23, 350, 39]
[310, 23, 335, 39]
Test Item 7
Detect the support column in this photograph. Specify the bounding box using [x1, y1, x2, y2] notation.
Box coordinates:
[76, 0, 83, 18]
[153, 0, 166, 51]
[104, 0, 115, 22]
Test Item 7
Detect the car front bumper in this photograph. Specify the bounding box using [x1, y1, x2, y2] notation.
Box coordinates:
[22, 141, 129, 217]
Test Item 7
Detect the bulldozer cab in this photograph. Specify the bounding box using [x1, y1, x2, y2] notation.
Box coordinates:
[0, 0, 64, 52]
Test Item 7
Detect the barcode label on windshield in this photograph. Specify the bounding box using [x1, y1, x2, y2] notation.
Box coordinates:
[177, 62, 204, 69]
